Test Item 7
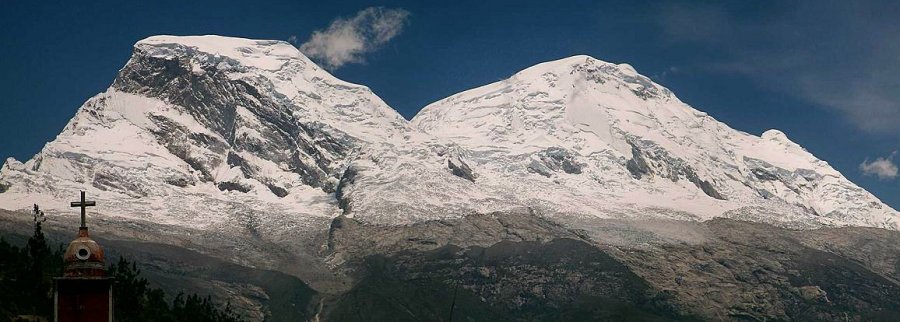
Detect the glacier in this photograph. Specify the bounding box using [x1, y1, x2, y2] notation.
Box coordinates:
[0, 35, 896, 240]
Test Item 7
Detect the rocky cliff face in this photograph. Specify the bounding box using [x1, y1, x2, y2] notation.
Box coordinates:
[0, 36, 414, 243]
[0, 35, 898, 321]
[324, 216, 900, 321]
[0, 36, 895, 232]
[4, 208, 900, 321]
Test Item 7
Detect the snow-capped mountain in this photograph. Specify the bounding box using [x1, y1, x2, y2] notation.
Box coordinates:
[409, 56, 899, 229]
[0, 36, 896, 235]
[0, 35, 410, 236]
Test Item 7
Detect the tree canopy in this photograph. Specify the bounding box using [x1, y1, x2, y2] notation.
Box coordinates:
[0, 205, 243, 322]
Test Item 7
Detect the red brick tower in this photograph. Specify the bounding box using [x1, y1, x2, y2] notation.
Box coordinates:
[54, 191, 113, 322]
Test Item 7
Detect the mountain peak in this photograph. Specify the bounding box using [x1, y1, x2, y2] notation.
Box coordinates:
[0, 35, 895, 234]
[137, 35, 292, 50]
[513, 54, 640, 79]
[134, 35, 312, 72]
[761, 129, 790, 142]
[0, 34, 414, 229]
[118, 34, 407, 139]
[412, 54, 897, 229]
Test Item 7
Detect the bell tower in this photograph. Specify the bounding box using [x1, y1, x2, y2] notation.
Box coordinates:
[54, 191, 113, 322]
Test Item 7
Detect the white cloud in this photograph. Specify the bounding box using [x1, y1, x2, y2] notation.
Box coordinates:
[298, 7, 410, 69]
[860, 152, 898, 180]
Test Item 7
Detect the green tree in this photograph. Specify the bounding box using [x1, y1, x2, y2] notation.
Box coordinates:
[0, 204, 244, 322]
[0, 205, 63, 321]
[23, 205, 62, 317]
[109, 257, 241, 322]
[172, 293, 242, 322]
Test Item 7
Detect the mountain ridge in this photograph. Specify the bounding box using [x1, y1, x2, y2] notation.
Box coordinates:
[2, 34, 900, 321]
[0, 35, 895, 233]
[410, 54, 896, 228]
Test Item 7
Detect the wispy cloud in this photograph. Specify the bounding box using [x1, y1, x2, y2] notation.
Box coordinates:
[860, 152, 898, 180]
[650, 66, 682, 81]
[657, 2, 900, 135]
[297, 7, 410, 69]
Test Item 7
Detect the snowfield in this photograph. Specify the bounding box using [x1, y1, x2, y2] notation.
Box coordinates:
[0, 36, 896, 235]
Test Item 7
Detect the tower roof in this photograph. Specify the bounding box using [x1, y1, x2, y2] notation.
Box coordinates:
[63, 191, 106, 278]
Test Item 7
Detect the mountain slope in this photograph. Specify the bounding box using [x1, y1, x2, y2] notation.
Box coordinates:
[0, 36, 896, 238]
[2, 35, 899, 321]
[410, 55, 898, 229]
[0, 36, 412, 235]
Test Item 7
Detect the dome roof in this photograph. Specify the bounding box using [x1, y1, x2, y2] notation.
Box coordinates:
[63, 227, 106, 278]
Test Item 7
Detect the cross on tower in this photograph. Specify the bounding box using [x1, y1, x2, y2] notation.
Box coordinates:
[70, 191, 96, 229]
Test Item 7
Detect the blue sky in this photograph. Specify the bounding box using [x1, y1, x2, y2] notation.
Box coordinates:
[1, 0, 897, 208]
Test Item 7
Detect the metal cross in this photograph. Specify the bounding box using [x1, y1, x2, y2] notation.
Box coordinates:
[70, 191, 96, 229]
